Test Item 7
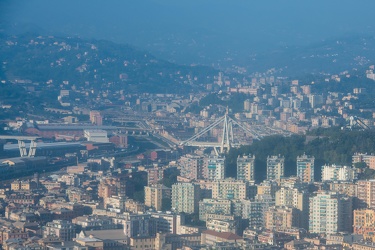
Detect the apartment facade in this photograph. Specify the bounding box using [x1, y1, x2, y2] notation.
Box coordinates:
[211, 179, 249, 200]
[206, 155, 225, 181]
[309, 191, 352, 234]
[267, 155, 285, 180]
[296, 154, 314, 183]
[172, 182, 200, 214]
[321, 165, 357, 182]
[144, 184, 171, 211]
[237, 154, 255, 182]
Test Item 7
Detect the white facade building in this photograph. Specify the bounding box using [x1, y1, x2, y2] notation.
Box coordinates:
[84, 129, 109, 143]
[321, 165, 357, 182]
[206, 155, 225, 181]
[309, 191, 352, 234]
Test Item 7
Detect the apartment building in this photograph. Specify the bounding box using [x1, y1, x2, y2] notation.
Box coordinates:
[267, 155, 285, 180]
[237, 154, 255, 182]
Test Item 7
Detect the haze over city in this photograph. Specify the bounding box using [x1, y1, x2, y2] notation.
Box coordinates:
[2, 0, 375, 66]
[1, 1, 375, 250]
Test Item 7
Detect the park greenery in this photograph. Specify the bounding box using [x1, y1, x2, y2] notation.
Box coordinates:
[225, 128, 375, 182]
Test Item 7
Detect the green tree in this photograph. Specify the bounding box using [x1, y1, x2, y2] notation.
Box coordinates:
[161, 198, 172, 211]
[225, 128, 375, 183]
[354, 162, 367, 169]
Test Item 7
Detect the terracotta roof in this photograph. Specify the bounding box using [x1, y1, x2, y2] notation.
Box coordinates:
[285, 239, 310, 246]
[202, 230, 242, 240]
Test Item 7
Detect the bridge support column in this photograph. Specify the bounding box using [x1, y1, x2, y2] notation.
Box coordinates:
[28, 140, 37, 157]
[18, 140, 27, 157]
[17, 140, 37, 157]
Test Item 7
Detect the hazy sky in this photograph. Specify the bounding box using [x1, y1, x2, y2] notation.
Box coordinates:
[2, 0, 375, 65]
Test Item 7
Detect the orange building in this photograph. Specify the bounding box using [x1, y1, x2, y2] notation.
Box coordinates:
[0, 227, 29, 245]
[353, 209, 375, 239]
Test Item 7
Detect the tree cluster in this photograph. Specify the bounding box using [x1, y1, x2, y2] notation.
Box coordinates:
[226, 128, 375, 182]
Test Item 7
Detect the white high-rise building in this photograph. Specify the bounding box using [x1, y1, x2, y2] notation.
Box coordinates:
[267, 155, 284, 180]
[206, 155, 225, 181]
[309, 191, 352, 234]
[237, 154, 255, 182]
[321, 165, 357, 182]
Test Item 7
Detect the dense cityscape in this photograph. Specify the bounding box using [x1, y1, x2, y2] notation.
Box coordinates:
[2, 1, 375, 250]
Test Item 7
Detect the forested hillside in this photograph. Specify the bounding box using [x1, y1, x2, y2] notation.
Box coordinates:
[226, 128, 375, 182]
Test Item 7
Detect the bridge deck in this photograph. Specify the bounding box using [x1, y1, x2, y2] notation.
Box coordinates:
[0, 135, 41, 140]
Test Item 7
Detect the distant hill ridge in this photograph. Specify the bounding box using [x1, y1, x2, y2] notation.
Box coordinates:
[243, 35, 375, 76]
[0, 33, 218, 93]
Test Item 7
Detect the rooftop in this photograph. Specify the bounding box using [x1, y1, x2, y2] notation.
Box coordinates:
[202, 230, 242, 240]
[82, 229, 126, 240]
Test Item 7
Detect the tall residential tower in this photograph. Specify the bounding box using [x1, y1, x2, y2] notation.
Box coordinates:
[237, 154, 255, 182]
[309, 191, 352, 234]
[297, 154, 314, 183]
[206, 155, 225, 181]
[267, 155, 284, 180]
